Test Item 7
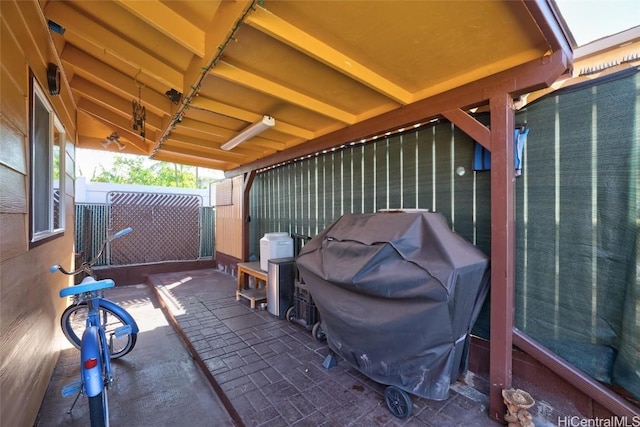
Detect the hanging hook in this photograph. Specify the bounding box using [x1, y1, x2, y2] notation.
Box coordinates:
[133, 70, 145, 90]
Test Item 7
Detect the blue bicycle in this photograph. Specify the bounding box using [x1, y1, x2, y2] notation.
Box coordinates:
[50, 227, 139, 427]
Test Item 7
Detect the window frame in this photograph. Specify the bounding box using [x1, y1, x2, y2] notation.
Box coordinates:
[29, 73, 65, 247]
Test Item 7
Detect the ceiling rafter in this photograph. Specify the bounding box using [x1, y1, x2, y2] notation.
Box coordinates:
[37, 0, 577, 174]
[228, 49, 571, 177]
[153, 0, 254, 156]
[45, 0, 183, 89]
[245, 6, 413, 105]
[189, 97, 315, 140]
[61, 46, 172, 116]
[78, 136, 119, 147]
[178, 117, 285, 151]
[181, 2, 241, 89]
[115, 0, 205, 57]
[233, 136, 283, 152]
[177, 118, 226, 139]
[71, 76, 164, 131]
[159, 142, 248, 163]
[165, 133, 261, 157]
[210, 61, 357, 124]
[166, 127, 266, 159]
[152, 150, 235, 170]
[78, 98, 152, 154]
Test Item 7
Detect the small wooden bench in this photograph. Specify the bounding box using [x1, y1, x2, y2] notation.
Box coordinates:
[236, 261, 268, 309]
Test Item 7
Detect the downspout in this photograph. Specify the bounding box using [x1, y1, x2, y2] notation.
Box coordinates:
[242, 171, 256, 262]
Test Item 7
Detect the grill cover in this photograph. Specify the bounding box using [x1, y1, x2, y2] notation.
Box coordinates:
[296, 211, 490, 400]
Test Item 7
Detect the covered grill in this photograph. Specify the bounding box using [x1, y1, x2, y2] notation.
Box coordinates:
[296, 211, 490, 402]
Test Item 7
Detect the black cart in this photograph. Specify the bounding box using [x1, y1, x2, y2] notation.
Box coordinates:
[285, 280, 325, 342]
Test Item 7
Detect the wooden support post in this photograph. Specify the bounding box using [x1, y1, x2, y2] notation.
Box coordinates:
[488, 92, 516, 421]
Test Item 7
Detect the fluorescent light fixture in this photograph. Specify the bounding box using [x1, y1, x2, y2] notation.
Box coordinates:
[221, 115, 275, 151]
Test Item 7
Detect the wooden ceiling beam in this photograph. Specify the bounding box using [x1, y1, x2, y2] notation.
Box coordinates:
[78, 99, 152, 154]
[153, 0, 253, 157]
[152, 150, 235, 170]
[211, 61, 357, 124]
[163, 132, 255, 160]
[225, 135, 283, 151]
[245, 6, 412, 105]
[178, 117, 226, 139]
[71, 76, 164, 131]
[159, 142, 248, 164]
[178, 117, 286, 151]
[525, 0, 574, 62]
[227, 49, 570, 177]
[189, 97, 315, 140]
[45, 0, 183, 89]
[442, 108, 491, 150]
[77, 136, 143, 157]
[61, 46, 172, 116]
[115, 0, 205, 57]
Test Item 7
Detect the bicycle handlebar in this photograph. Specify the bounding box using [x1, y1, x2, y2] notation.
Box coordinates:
[50, 227, 133, 277]
[112, 227, 132, 240]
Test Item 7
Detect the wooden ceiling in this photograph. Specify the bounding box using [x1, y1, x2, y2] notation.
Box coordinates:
[41, 0, 570, 174]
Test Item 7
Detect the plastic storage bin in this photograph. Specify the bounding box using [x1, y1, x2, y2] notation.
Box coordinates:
[260, 232, 293, 271]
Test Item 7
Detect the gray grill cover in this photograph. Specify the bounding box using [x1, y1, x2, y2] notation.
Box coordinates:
[296, 211, 490, 400]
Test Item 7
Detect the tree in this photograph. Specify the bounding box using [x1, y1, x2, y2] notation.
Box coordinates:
[91, 155, 203, 188]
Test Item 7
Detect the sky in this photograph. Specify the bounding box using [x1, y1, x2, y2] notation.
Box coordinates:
[555, 0, 640, 46]
[76, 1, 639, 179]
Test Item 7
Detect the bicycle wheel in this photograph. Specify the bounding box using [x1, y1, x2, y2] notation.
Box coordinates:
[61, 303, 137, 358]
[88, 389, 107, 427]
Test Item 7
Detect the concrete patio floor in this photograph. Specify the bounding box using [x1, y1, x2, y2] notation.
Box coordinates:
[35, 283, 235, 427]
[37, 268, 499, 426]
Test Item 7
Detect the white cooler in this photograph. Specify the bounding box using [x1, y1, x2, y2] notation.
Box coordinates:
[260, 232, 293, 271]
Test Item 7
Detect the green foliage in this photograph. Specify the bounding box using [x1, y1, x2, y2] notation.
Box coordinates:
[91, 155, 205, 188]
[53, 145, 61, 180]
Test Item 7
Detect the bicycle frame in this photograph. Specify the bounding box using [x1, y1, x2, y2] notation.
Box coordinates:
[53, 227, 134, 427]
[59, 278, 116, 426]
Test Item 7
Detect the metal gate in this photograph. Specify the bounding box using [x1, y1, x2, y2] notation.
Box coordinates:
[76, 191, 214, 266]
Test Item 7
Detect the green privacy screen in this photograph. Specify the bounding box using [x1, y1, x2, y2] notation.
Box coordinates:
[514, 69, 639, 399]
[249, 124, 488, 253]
[249, 69, 639, 399]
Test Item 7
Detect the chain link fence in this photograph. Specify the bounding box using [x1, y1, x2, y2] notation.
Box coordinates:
[75, 191, 215, 266]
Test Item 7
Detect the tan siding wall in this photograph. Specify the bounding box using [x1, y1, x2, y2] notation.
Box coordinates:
[0, 166, 28, 214]
[0, 1, 77, 426]
[0, 116, 28, 172]
[215, 175, 244, 260]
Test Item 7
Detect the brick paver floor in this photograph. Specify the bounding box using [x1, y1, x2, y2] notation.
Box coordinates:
[148, 268, 499, 427]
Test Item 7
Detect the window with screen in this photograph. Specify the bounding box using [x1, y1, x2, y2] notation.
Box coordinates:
[30, 75, 65, 245]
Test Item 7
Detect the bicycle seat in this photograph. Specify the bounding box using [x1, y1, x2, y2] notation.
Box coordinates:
[59, 279, 115, 298]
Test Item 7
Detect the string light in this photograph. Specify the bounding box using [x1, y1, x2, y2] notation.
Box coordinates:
[152, 0, 260, 156]
[256, 119, 441, 173]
